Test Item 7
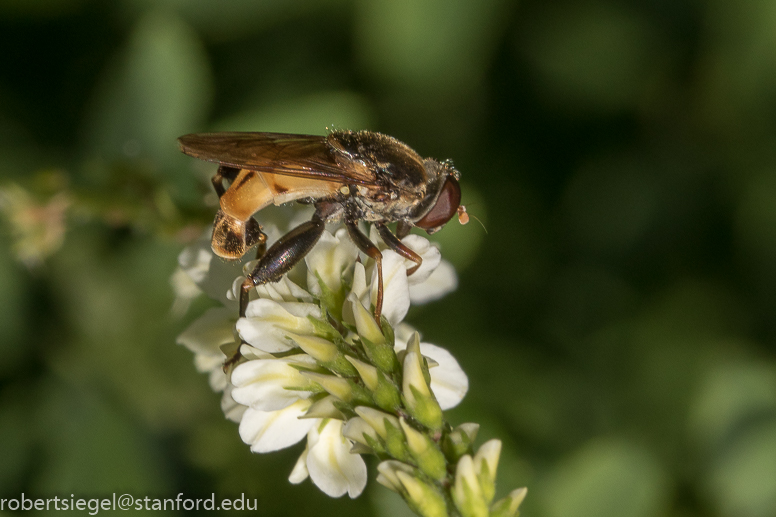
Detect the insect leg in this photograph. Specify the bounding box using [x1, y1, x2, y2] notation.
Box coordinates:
[254, 233, 267, 261]
[245, 218, 266, 260]
[211, 165, 240, 198]
[346, 221, 383, 325]
[226, 216, 325, 370]
[396, 221, 412, 239]
[239, 215, 326, 318]
[375, 223, 423, 275]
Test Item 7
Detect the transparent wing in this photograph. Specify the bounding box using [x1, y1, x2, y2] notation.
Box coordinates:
[178, 132, 378, 186]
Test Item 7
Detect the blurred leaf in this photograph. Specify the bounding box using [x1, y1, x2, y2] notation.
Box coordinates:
[696, 0, 776, 133]
[355, 0, 510, 98]
[520, 3, 667, 112]
[634, 280, 747, 342]
[371, 489, 416, 517]
[561, 157, 659, 256]
[184, 419, 246, 471]
[214, 91, 375, 134]
[688, 359, 776, 453]
[48, 229, 215, 430]
[704, 419, 776, 517]
[123, 0, 342, 40]
[0, 388, 34, 494]
[0, 0, 86, 18]
[540, 265, 636, 343]
[452, 339, 580, 451]
[0, 236, 26, 374]
[540, 438, 669, 517]
[32, 379, 171, 498]
[84, 10, 212, 176]
[613, 282, 750, 436]
[735, 171, 776, 286]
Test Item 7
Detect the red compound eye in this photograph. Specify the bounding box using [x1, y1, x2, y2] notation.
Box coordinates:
[416, 176, 461, 231]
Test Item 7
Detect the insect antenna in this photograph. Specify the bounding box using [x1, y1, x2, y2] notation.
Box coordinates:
[457, 204, 488, 234]
[471, 213, 488, 234]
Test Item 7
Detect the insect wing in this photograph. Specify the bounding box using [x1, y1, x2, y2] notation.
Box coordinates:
[178, 132, 378, 186]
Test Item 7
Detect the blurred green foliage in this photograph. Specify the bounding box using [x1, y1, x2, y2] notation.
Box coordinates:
[1, 0, 776, 516]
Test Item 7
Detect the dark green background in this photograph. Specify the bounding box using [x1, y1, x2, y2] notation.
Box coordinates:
[1, 0, 776, 516]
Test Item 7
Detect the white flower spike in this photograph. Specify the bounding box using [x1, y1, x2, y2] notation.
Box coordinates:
[175, 223, 526, 515]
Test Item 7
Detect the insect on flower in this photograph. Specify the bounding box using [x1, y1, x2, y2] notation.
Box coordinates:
[178, 130, 468, 343]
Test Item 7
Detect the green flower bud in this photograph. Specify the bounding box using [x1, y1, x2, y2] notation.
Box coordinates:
[301, 395, 344, 420]
[301, 372, 370, 404]
[405, 332, 432, 385]
[345, 356, 379, 390]
[342, 417, 380, 448]
[347, 357, 402, 411]
[355, 406, 409, 460]
[314, 271, 345, 321]
[354, 406, 399, 440]
[443, 423, 480, 461]
[286, 332, 338, 363]
[306, 315, 341, 341]
[372, 370, 402, 412]
[490, 487, 527, 517]
[376, 460, 416, 494]
[452, 455, 488, 517]
[400, 418, 447, 481]
[395, 470, 449, 517]
[473, 439, 501, 504]
[403, 350, 442, 430]
[351, 296, 385, 344]
[361, 335, 401, 374]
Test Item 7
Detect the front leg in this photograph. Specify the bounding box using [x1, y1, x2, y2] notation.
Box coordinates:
[396, 221, 412, 239]
[346, 220, 384, 325]
[375, 223, 423, 275]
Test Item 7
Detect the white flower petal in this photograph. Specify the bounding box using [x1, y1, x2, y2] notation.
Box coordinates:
[423, 343, 468, 409]
[177, 242, 213, 285]
[409, 259, 458, 304]
[368, 224, 381, 247]
[306, 228, 359, 297]
[236, 299, 320, 353]
[255, 276, 314, 303]
[306, 420, 367, 498]
[178, 237, 244, 307]
[231, 356, 317, 411]
[394, 322, 419, 343]
[341, 263, 368, 327]
[222, 385, 247, 423]
[289, 444, 310, 484]
[169, 267, 202, 316]
[239, 344, 276, 361]
[350, 261, 368, 300]
[394, 340, 469, 410]
[227, 275, 246, 303]
[276, 301, 322, 319]
[200, 357, 228, 391]
[194, 353, 223, 375]
[239, 399, 315, 453]
[236, 320, 294, 353]
[401, 234, 442, 285]
[177, 307, 235, 356]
